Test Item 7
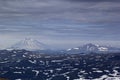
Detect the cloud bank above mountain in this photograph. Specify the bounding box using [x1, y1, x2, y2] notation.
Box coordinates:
[0, 0, 120, 49]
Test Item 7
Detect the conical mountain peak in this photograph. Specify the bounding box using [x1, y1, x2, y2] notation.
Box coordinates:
[10, 38, 47, 51]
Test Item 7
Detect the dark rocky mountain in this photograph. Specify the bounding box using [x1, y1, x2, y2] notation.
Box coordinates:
[66, 43, 120, 54]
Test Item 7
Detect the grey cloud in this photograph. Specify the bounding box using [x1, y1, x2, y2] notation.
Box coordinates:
[0, 1, 119, 25]
[65, 0, 120, 2]
[0, 0, 120, 49]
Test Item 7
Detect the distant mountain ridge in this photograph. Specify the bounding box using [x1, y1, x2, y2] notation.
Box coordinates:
[66, 43, 120, 54]
[7, 39, 120, 54]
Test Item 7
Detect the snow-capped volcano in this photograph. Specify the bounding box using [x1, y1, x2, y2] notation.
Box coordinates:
[81, 43, 108, 52]
[10, 38, 47, 51]
[66, 43, 120, 54]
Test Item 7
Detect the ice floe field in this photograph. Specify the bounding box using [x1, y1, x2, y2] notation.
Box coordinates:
[0, 50, 120, 80]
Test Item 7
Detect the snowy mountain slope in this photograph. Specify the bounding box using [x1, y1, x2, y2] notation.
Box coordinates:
[66, 43, 120, 54]
[9, 38, 48, 51]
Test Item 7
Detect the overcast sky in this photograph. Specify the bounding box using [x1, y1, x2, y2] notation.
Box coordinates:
[0, 0, 120, 49]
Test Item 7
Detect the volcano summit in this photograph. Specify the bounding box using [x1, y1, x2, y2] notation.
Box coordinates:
[9, 38, 47, 51]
